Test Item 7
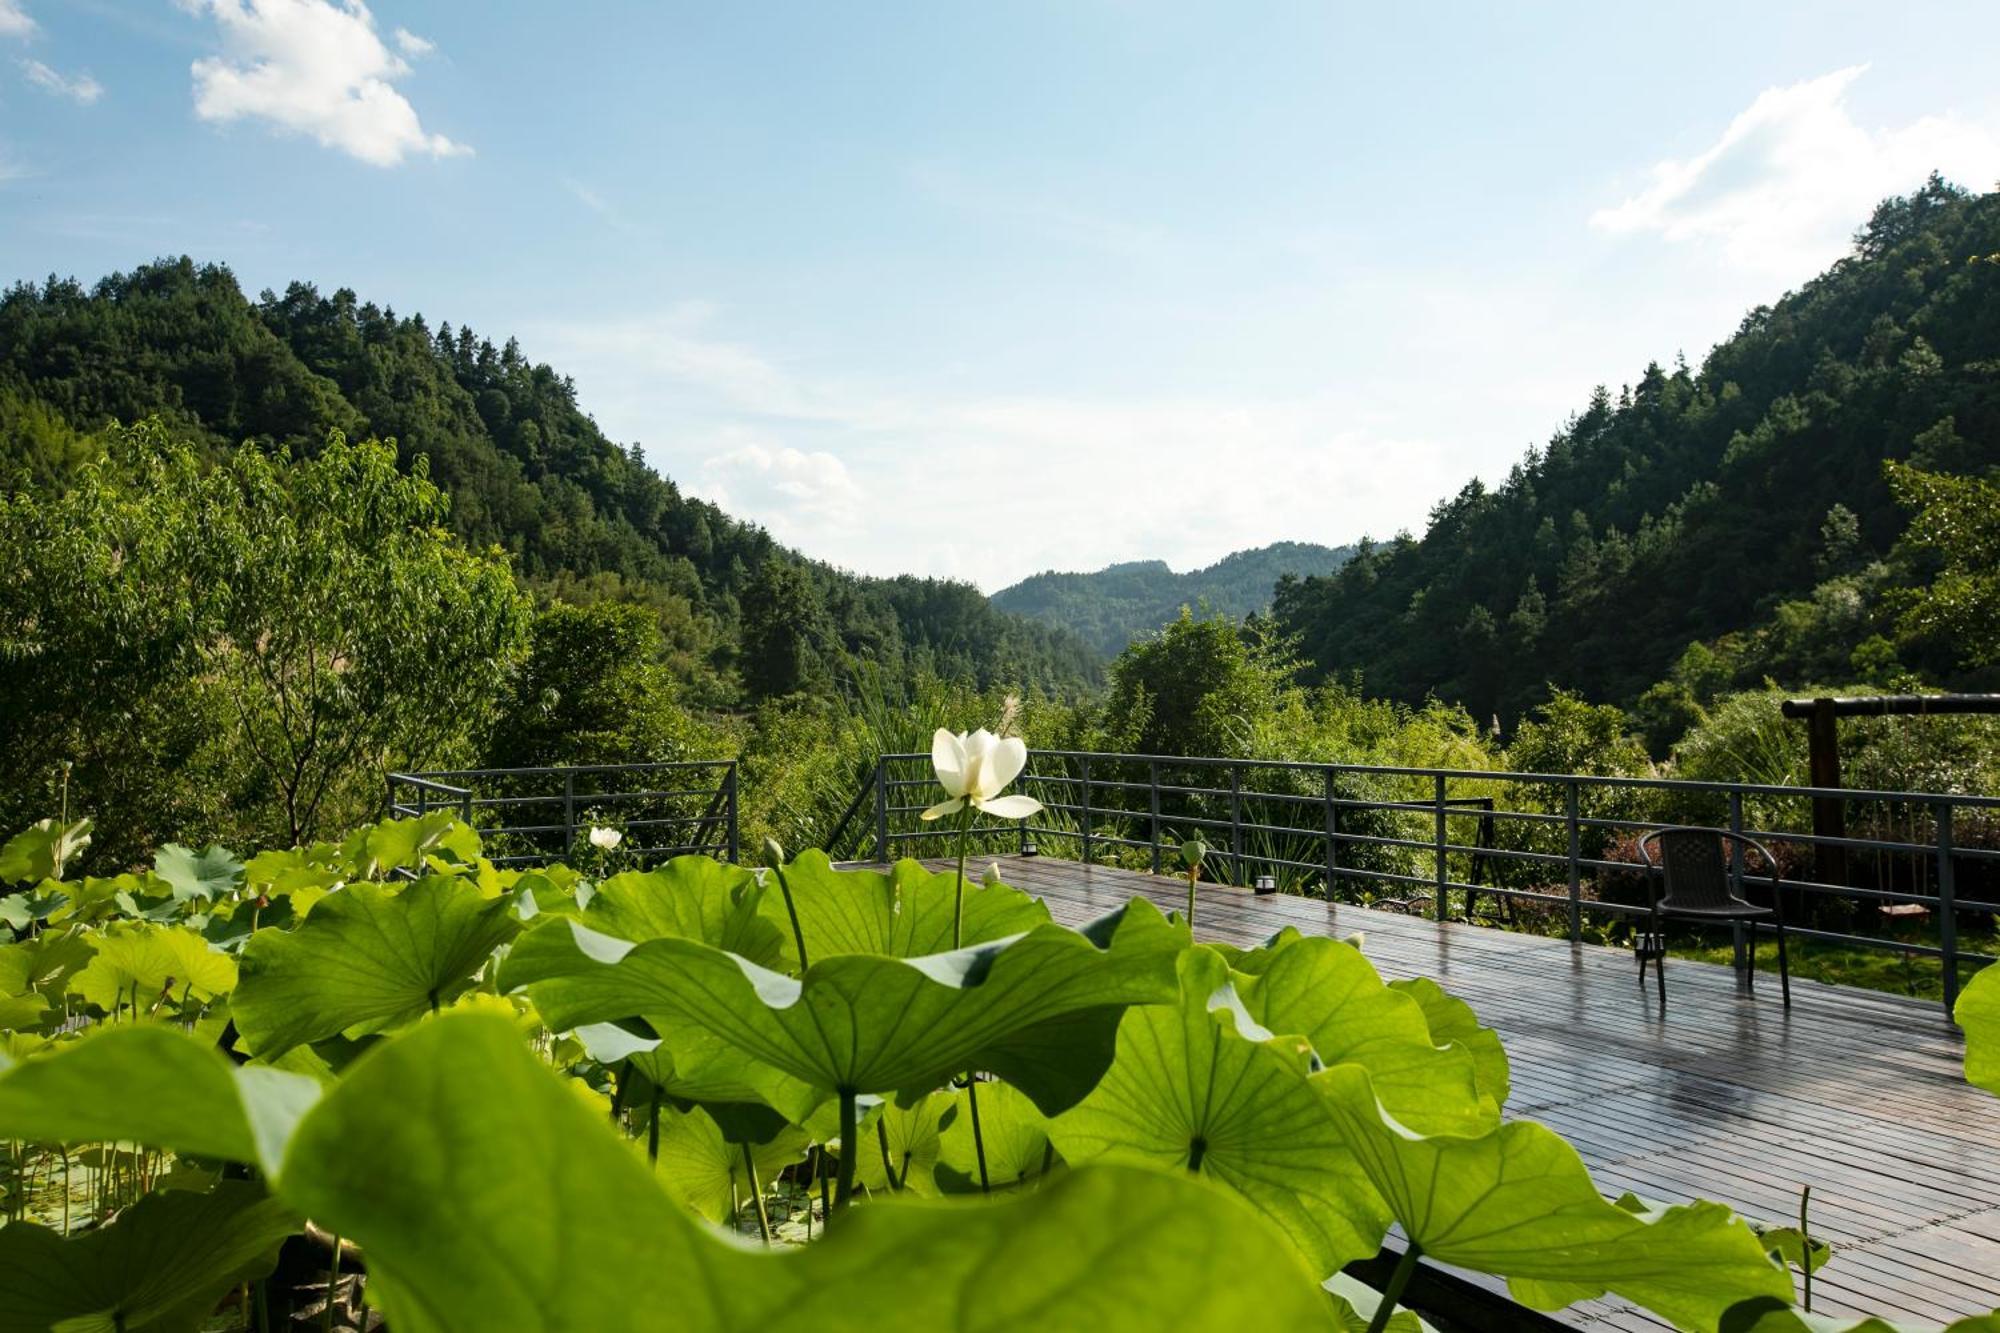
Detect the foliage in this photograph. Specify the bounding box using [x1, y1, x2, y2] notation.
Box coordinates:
[1884, 461, 2000, 667]
[1274, 178, 2000, 728]
[993, 542, 1354, 657]
[1, 809, 1940, 1331]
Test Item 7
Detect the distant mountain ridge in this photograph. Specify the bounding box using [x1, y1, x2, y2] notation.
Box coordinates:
[992, 541, 1355, 656]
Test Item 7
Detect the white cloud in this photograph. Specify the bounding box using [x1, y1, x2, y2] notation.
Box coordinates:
[391, 26, 431, 57]
[1592, 66, 2000, 276]
[0, 1, 31, 38]
[181, 0, 468, 166]
[21, 58, 102, 104]
[689, 433, 868, 551]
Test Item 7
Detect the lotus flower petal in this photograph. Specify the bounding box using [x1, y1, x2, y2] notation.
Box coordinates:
[921, 797, 966, 821]
[984, 736, 1028, 796]
[931, 729, 967, 798]
[979, 794, 1042, 821]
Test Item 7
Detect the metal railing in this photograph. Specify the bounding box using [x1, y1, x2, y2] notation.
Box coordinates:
[852, 750, 2000, 1014]
[386, 760, 739, 867]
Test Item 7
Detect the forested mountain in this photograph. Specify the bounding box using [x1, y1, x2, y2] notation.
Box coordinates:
[0, 259, 1100, 699]
[993, 541, 1354, 656]
[1274, 177, 2000, 738]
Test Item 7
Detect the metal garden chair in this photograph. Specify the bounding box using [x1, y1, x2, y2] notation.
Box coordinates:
[1635, 827, 1791, 1010]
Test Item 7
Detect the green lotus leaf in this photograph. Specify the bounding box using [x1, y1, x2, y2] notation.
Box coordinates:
[232, 876, 519, 1058]
[68, 924, 238, 1012]
[0, 991, 47, 1032]
[1389, 976, 1511, 1108]
[0, 818, 91, 885]
[582, 857, 786, 966]
[502, 897, 1182, 1115]
[760, 851, 1051, 966]
[1719, 1297, 2000, 1332]
[571, 1019, 817, 1116]
[275, 1012, 1338, 1332]
[1051, 947, 1390, 1279]
[0, 932, 93, 1001]
[854, 1088, 954, 1196]
[935, 1078, 1056, 1194]
[1238, 934, 1494, 1136]
[1751, 1222, 1831, 1275]
[152, 843, 245, 903]
[0, 1181, 296, 1333]
[241, 846, 347, 900]
[1957, 962, 2000, 1097]
[653, 1102, 810, 1223]
[341, 813, 481, 880]
[0, 1023, 321, 1174]
[1315, 1062, 1792, 1327]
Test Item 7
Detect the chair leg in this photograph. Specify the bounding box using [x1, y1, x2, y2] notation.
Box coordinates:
[1654, 918, 1666, 1012]
[1775, 916, 1791, 1008]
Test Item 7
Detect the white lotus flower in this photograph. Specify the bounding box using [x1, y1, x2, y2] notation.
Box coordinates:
[921, 727, 1043, 822]
[588, 826, 623, 851]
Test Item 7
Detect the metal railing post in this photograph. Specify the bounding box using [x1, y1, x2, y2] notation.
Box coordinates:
[1728, 789, 1747, 977]
[873, 759, 889, 864]
[562, 768, 577, 853]
[1149, 762, 1162, 875]
[1433, 773, 1448, 921]
[1324, 767, 1339, 900]
[725, 763, 740, 863]
[1080, 755, 1094, 865]
[1565, 780, 1582, 943]
[1937, 800, 1959, 1014]
[1230, 766, 1244, 883]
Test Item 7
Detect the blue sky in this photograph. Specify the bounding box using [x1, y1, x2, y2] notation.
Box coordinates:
[4, 2, 1999, 589]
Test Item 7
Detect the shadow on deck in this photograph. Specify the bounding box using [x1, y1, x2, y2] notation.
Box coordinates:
[917, 853, 2000, 1331]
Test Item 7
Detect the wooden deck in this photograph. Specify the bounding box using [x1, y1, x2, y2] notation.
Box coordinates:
[936, 854, 2000, 1330]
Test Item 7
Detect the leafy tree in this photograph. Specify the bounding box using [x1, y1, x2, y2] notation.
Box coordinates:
[739, 558, 835, 700]
[1102, 611, 1298, 758]
[197, 435, 529, 843]
[0, 423, 528, 852]
[1885, 460, 2000, 667]
[489, 602, 722, 768]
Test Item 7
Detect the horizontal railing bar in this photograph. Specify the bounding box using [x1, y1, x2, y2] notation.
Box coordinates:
[874, 752, 2000, 807]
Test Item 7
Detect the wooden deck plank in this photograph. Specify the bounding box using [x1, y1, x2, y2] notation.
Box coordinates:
[917, 854, 2000, 1329]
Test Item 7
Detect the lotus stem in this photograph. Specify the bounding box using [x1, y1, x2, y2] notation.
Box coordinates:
[833, 1089, 858, 1215]
[1800, 1185, 1814, 1312]
[644, 1088, 662, 1164]
[953, 805, 974, 949]
[965, 1074, 991, 1194]
[876, 1117, 901, 1190]
[1186, 1135, 1206, 1173]
[322, 1233, 343, 1333]
[769, 858, 809, 972]
[1186, 866, 1198, 930]
[742, 1143, 772, 1244]
[1366, 1242, 1423, 1333]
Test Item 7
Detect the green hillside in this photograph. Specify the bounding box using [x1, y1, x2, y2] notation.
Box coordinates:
[993, 541, 1354, 656]
[0, 259, 1101, 702]
[1273, 176, 2000, 740]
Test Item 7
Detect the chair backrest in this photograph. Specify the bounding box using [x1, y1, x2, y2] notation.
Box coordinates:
[1638, 827, 1742, 911]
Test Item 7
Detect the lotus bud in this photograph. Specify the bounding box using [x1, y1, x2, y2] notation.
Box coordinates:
[762, 836, 787, 868]
[981, 861, 1003, 887]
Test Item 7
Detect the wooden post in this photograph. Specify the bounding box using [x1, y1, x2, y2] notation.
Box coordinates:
[1806, 697, 1848, 888]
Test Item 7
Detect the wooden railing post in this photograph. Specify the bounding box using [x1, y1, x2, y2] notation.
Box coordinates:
[1937, 800, 1959, 1014]
[1433, 773, 1448, 921]
[1565, 780, 1582, 943]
